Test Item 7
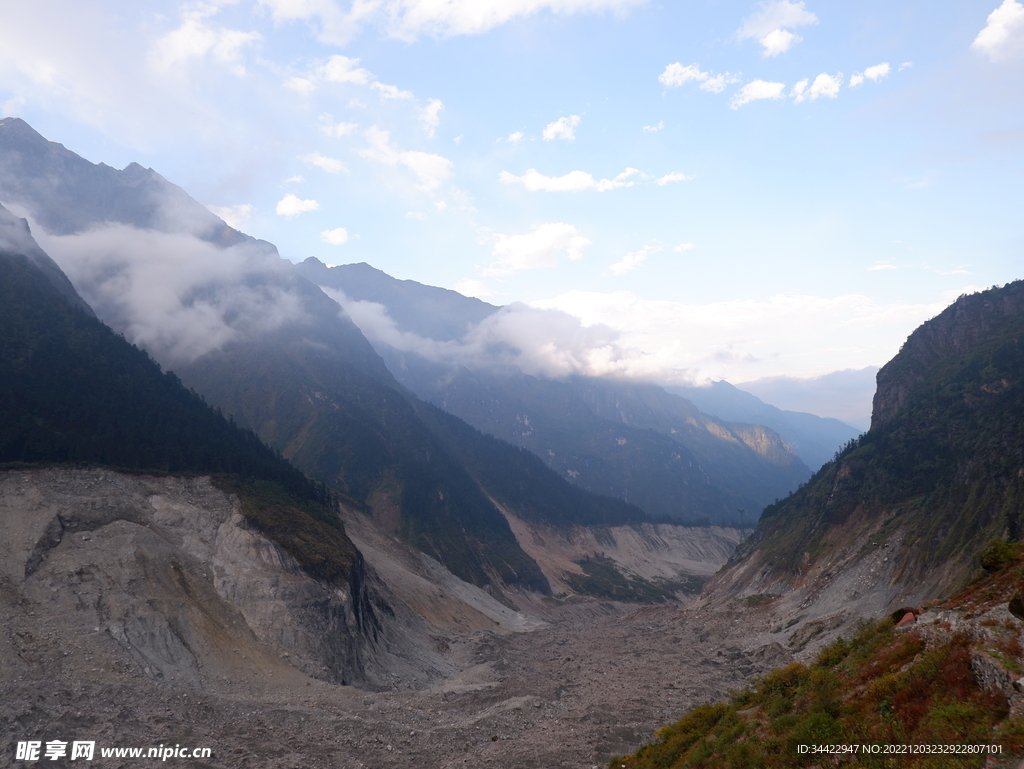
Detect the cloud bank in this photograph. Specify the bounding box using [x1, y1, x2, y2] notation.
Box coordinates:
[317, 281, 955, 387]
[32, 222, 307, 366]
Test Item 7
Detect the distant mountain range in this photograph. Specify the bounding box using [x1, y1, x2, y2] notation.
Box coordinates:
[738, 366, 877, 430]
[667, 379, 862, 471]
[297, 259, 864, 514]
[0, 117, 679, 598]
[0, 117, 863, 570]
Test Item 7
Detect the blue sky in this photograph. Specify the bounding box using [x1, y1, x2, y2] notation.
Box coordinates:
[2, 0, 1023, 385]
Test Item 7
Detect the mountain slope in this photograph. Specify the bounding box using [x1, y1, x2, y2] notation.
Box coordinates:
[299, 258, 499, 342]
[297, 258, 811, 524]
[705, 280, 1024, 628]
[618, 558, 1024, 768]
[0, 204, 371, 585]
[0, 117, 251, 248]
[1, 118, 699, 597]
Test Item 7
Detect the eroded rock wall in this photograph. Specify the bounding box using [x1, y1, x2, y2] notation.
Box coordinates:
[0, 467, 449, 691]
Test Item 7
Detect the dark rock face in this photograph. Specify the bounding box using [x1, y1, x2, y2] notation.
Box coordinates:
[872, 282, 1024, 428]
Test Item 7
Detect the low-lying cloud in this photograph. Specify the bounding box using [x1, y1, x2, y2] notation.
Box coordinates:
[322, 287, 634, 380]
[315, 280, 956, 389]
[30, 221, 307, 366]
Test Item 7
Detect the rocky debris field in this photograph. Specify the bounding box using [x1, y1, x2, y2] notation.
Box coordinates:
[2, 594, 792, 769]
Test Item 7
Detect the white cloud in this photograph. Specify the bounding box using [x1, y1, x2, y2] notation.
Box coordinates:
[276, 193, 320, 217]
[758, 28, 798, 57]
[608, 244, 661, 276]
[730, 79, 786, 109]
[531, 289, 947, 383]
[300, 151, 348, 173]
[793, 72, 842, 102]
[700, 73, 741, 93]
[863, 62, 891, 81]
[420, 98, 444, 136]
[380, 0, 646, 41]
[290, 55, 416, 103]
[506, 131, 525, 143]
[149, 7, 261, 76]
[359, 127, 453, 191]
[322, 54, 372, 84]
[205, 203, 253, 229]
[737, 0, 818, 57]
[324, 286, 631, 381]
[372, 81, 414, 99]
[406, 211, 428, 221]
[499, 167, 639, 192]
[285, 76, 317, 94]
[674, 243, 696, 252]
[320, 120, 358, 137]
[284, 175, 305, 183]
[658, 63, 739, 93]
[972, 0, 1024, 61]
[898, 61, 913, 71]
[33, 222, 307, 366]
[659, 62, 705, 87]
[655, 172, 690, 185]
[543, 114, 581, 141]
[867, 261, 896, 271]
[643, 120, 664, 132]
[452, 278, 499, 297]
[483, 222, 590, 276]
[850, 62, 890, 87]
[255, 0, 357, 47]
[320, 227, 349, 245]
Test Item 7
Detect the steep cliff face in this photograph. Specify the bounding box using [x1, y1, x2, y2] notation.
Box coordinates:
[0, 468, 452, 690]
[701, 281, 1024, 651]
[872, 283, 1024, 429]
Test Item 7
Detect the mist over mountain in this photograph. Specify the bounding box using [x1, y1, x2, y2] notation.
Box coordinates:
[0, 117, 251, 247]
[0, 203, 93, 315]
[2, 118, 715, 595]
[301, 260, 500, 343]
[298, 257, 810, 524]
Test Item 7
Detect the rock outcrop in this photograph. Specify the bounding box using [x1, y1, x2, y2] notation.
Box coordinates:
[0, 467, 453, 691]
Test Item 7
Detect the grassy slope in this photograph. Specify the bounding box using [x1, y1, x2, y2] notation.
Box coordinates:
[615, 550, 1024, 768]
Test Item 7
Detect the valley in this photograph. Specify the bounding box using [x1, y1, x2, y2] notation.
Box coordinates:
[0, 467, 774, 769]
[3, 115, 1024, 769]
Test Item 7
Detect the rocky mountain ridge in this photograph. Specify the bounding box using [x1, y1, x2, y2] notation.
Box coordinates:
[699, 279, 1024, 652]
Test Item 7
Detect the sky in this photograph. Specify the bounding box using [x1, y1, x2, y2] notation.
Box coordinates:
[1, 0, 1023, 387]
